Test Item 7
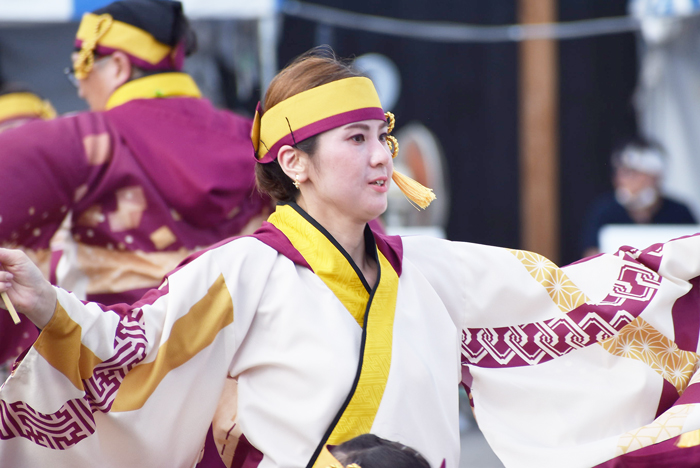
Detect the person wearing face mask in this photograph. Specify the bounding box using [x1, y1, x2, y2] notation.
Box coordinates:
[580, 138, 696, 258]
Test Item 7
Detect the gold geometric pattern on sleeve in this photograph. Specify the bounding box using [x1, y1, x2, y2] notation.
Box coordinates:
[108, 186, 147, 232]
[149, 225, 177, 250]
[74, 242, 191, 294]
[508, 249, 589, 313]
[599, 317, 700, 395]
[82, 133, 111, 165]
[77, 204, 105, 227]
[616, 404, 694, 455]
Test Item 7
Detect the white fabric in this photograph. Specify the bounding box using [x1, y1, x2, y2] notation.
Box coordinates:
[0, 236, 461, 467]
[3, 232, 700, 467]
[404, 235, 700, 467]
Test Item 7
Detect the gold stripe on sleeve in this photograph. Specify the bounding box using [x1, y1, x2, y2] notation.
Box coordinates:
[34, 302, 103, 391]
[112, 273, 233, 411]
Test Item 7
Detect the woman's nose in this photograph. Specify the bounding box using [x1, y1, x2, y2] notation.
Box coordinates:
[371, 138, 392, 166]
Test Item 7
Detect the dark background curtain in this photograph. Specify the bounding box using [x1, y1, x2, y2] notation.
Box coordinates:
[558, 1, 639, 264]
[0, 0, 638, 264]
[278, 0, 638, 265]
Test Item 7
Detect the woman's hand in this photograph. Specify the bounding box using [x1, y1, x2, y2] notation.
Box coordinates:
[0, 248, 57, 329]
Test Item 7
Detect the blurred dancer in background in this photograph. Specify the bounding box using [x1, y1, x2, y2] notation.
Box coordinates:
[0, 0, 270, 372]
[0, 86, 56, 133]
[0, 85, 56, 380]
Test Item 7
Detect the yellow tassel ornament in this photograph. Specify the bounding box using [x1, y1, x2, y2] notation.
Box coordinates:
[385, 112, 436, 210]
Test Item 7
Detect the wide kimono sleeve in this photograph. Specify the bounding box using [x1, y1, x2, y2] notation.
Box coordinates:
[402, 234, 700, 468]
[0, 112, 114, 250]
[0, 237, 273, 468]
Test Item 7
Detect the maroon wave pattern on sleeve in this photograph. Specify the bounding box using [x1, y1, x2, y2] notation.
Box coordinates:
[0, 398, 95, 449]
[462, 259, 662, 368]
[85, 309, 148, 412]
[0, 308, 149, 448]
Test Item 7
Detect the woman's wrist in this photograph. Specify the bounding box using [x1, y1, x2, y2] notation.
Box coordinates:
[31, 283, 57, 329]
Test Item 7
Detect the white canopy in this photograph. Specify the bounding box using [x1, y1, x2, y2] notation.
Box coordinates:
[630, 0, 700, 18]
[0, 0, 277, 22]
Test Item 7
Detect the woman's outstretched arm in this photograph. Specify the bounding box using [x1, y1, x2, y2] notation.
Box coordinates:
[0, 247, 56, 328]
[0, 238, 267, 467]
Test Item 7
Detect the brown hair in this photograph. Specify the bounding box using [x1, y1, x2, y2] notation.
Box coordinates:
[255, 47, 364, 203]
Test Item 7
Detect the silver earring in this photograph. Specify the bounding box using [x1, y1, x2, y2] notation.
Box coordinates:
[293, 175, 300, 189]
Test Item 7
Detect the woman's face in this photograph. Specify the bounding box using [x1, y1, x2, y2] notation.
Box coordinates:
[301, 118, 393, 226]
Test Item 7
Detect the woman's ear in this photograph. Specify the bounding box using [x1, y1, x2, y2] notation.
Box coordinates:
[277, 145, 309, 183]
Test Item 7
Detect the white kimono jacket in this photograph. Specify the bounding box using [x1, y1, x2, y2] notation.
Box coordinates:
[1, 203, 700, 468]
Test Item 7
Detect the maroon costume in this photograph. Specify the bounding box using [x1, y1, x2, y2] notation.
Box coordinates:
[0, 74, 269, 372]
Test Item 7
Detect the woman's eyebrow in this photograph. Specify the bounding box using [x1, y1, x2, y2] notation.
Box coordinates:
[344, 123, 371, 131]
[343, 122, 388, 131]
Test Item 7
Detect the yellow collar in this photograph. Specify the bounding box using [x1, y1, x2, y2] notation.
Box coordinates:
[268, 204, 401, 458]
[105, 72, 201, 110]
[268, 204, 373, 327]
[0, 92, 56, 123]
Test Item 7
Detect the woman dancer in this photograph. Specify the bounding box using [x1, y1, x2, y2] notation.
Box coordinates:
[2, 49, 700, 468]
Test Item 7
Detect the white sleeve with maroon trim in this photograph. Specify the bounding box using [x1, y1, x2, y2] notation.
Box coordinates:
[402, 234, 700, 468]
[0, 237, 275, 468]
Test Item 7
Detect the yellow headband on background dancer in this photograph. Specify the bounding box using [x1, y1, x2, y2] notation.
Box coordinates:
[0, 93, 56, 123]
[73, 13, 178, 80]
[251, 76, 436, 209]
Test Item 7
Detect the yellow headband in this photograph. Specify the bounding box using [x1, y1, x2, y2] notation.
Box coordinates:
[74, 13, 173, 79]
[252, 76, 435, 209]
[253, 77, 385, 163]
[0, 93, 56, 123]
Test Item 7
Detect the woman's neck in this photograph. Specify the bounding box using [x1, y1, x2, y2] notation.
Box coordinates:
[295, 200, 377, 286]
[330, 224, 378, 288]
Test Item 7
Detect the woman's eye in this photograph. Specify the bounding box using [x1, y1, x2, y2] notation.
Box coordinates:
[379, 133, 388, 142]
[351, 134, 365, 142]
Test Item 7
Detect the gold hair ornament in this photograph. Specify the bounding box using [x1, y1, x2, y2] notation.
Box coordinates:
[74, 14, 114, 80]
[385, 111, 399, 159]
[385, 111, 436, 209]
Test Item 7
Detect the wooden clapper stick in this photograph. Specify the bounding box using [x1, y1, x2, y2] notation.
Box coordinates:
[2, 292, 20, 324]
